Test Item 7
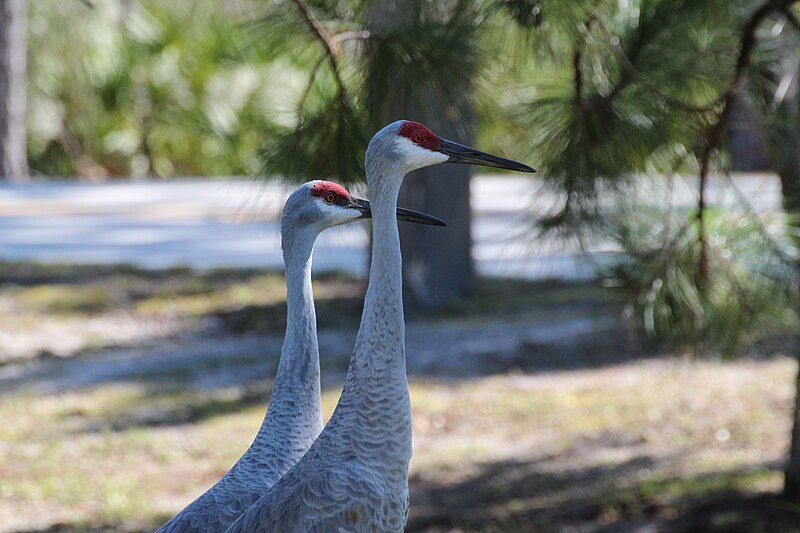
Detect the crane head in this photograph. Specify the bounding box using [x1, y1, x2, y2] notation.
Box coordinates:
[282, 181, 446, 231]
[378, 120, 536, 174]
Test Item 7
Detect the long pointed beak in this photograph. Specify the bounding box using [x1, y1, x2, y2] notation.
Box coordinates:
[438, 139, 536, 173]
[350, 197, 447, 226]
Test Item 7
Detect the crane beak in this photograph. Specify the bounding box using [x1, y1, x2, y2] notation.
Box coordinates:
[350, 197, 447, 226]
[438, 139, 536, 173]
[395, 206, 448, 226]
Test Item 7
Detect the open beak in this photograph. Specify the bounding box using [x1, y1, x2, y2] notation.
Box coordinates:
[350, 197, 446, 226]
[438, 139, 536, 173]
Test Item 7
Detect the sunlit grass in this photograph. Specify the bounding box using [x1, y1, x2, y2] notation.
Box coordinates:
[1, 354, 794, 532]
[1, 261, 796, 532]
[0, 262, 366, 363]
[0, 260, 587, 365]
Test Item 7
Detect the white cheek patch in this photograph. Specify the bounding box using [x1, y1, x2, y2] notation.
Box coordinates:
[318, 200, 360, 227]
[395, 138, 449, 171]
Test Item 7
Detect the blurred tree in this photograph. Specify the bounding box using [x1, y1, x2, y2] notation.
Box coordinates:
[747, 13, 800, 496]
[16, 0, 800, 503]
[0, 0, 28, 180]
[255, 0, 489, 310]
[366, 1, 477, 310]
[501, 0, 800, 498]
[26, 0, 280, 178]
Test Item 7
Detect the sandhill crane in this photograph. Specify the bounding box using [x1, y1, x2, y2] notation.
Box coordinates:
[155, 180, 445, 533]
[224, 121, 534, 533]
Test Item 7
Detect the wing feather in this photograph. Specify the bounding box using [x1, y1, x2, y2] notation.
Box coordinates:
[225, 461, 385, 533]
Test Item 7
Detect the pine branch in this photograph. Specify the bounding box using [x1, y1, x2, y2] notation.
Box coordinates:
[295, 54, 327, 145]
[785, 6, 800, 32]
[291, 0, 350, 106]
[722, 170, 799, 267]
[596, 21, 723, 114]
[567, 14, 598, 217]
[292, 0, 339, 58]
[286, 0, 367, 182]
[696, 0, 796, 286]
[332, 30, 371, 46]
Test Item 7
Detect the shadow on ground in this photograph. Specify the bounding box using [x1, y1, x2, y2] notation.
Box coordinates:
[5, 268, 796, 532]
[17, 458, 800, 533]
[1, 276, 637, 395]
[408, 451, 800, 533]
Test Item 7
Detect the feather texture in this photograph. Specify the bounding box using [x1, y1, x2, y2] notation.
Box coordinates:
[155, 186, 327, 533]
[225, 122, 416, 533]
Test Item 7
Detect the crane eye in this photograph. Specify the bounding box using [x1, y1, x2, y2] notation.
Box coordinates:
[324, 192, 337, 203]
[412, 133, 424, 144]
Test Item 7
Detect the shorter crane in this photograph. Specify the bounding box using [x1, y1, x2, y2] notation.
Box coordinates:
[155, 180, 444, 533]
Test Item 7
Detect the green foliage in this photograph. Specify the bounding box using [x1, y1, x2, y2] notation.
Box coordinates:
[603, 183, 799, 354]
[248, 0, 483, 183]
[258, 95, 368, 184]
[27, 0, 285, 178]
[23, 0, 800, 356]
[496, 0, 800, 355]
[497, 0, 749, 224]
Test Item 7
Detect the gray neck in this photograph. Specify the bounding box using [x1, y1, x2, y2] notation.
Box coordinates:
[352, 165, 406, 381]
[254, 227, 323, 448]
[329, 158, 412, 466]
[313, 147, 412, 469]
[279, 229, 318, 377]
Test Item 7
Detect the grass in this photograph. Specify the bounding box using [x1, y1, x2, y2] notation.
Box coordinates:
[0, 260, 596, 365]
[0, 261, 366, 364]
[1, 260, 799, 532]
[439, 277, 614, 318]
[405, 360, 797, 532]
[2, 358, 796, 532]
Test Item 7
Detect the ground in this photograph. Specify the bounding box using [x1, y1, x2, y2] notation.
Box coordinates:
[1, 261, 799, 532]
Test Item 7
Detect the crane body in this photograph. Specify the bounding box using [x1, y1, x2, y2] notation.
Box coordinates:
[155, 181, 444, 533]
[224, 121, 534, 533]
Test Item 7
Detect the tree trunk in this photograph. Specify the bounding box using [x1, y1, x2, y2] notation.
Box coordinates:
[763, 56, 800, 499]
[780, 156, 800, 498]
[780, 183, 800, 501]
[0, 0, 28, 180]
[780, 167, 800, 499]
[367, 1, 475, 311]
[397, 117, 474, 311]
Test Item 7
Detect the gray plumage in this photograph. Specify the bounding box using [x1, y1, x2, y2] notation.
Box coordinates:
[155, 182, 359, 533]
[222, 120, 534, 532]
[224, 121, 448, 533]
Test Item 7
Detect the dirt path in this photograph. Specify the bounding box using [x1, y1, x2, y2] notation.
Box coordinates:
[0, 312, 613, 396]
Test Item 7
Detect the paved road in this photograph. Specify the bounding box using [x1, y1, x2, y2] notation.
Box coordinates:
[0, 174, 782, 279]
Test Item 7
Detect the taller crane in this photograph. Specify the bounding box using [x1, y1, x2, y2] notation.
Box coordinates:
[224, 121, 534, 532]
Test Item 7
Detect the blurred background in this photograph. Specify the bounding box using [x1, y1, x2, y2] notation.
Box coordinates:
[2, 0, 800, 531]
